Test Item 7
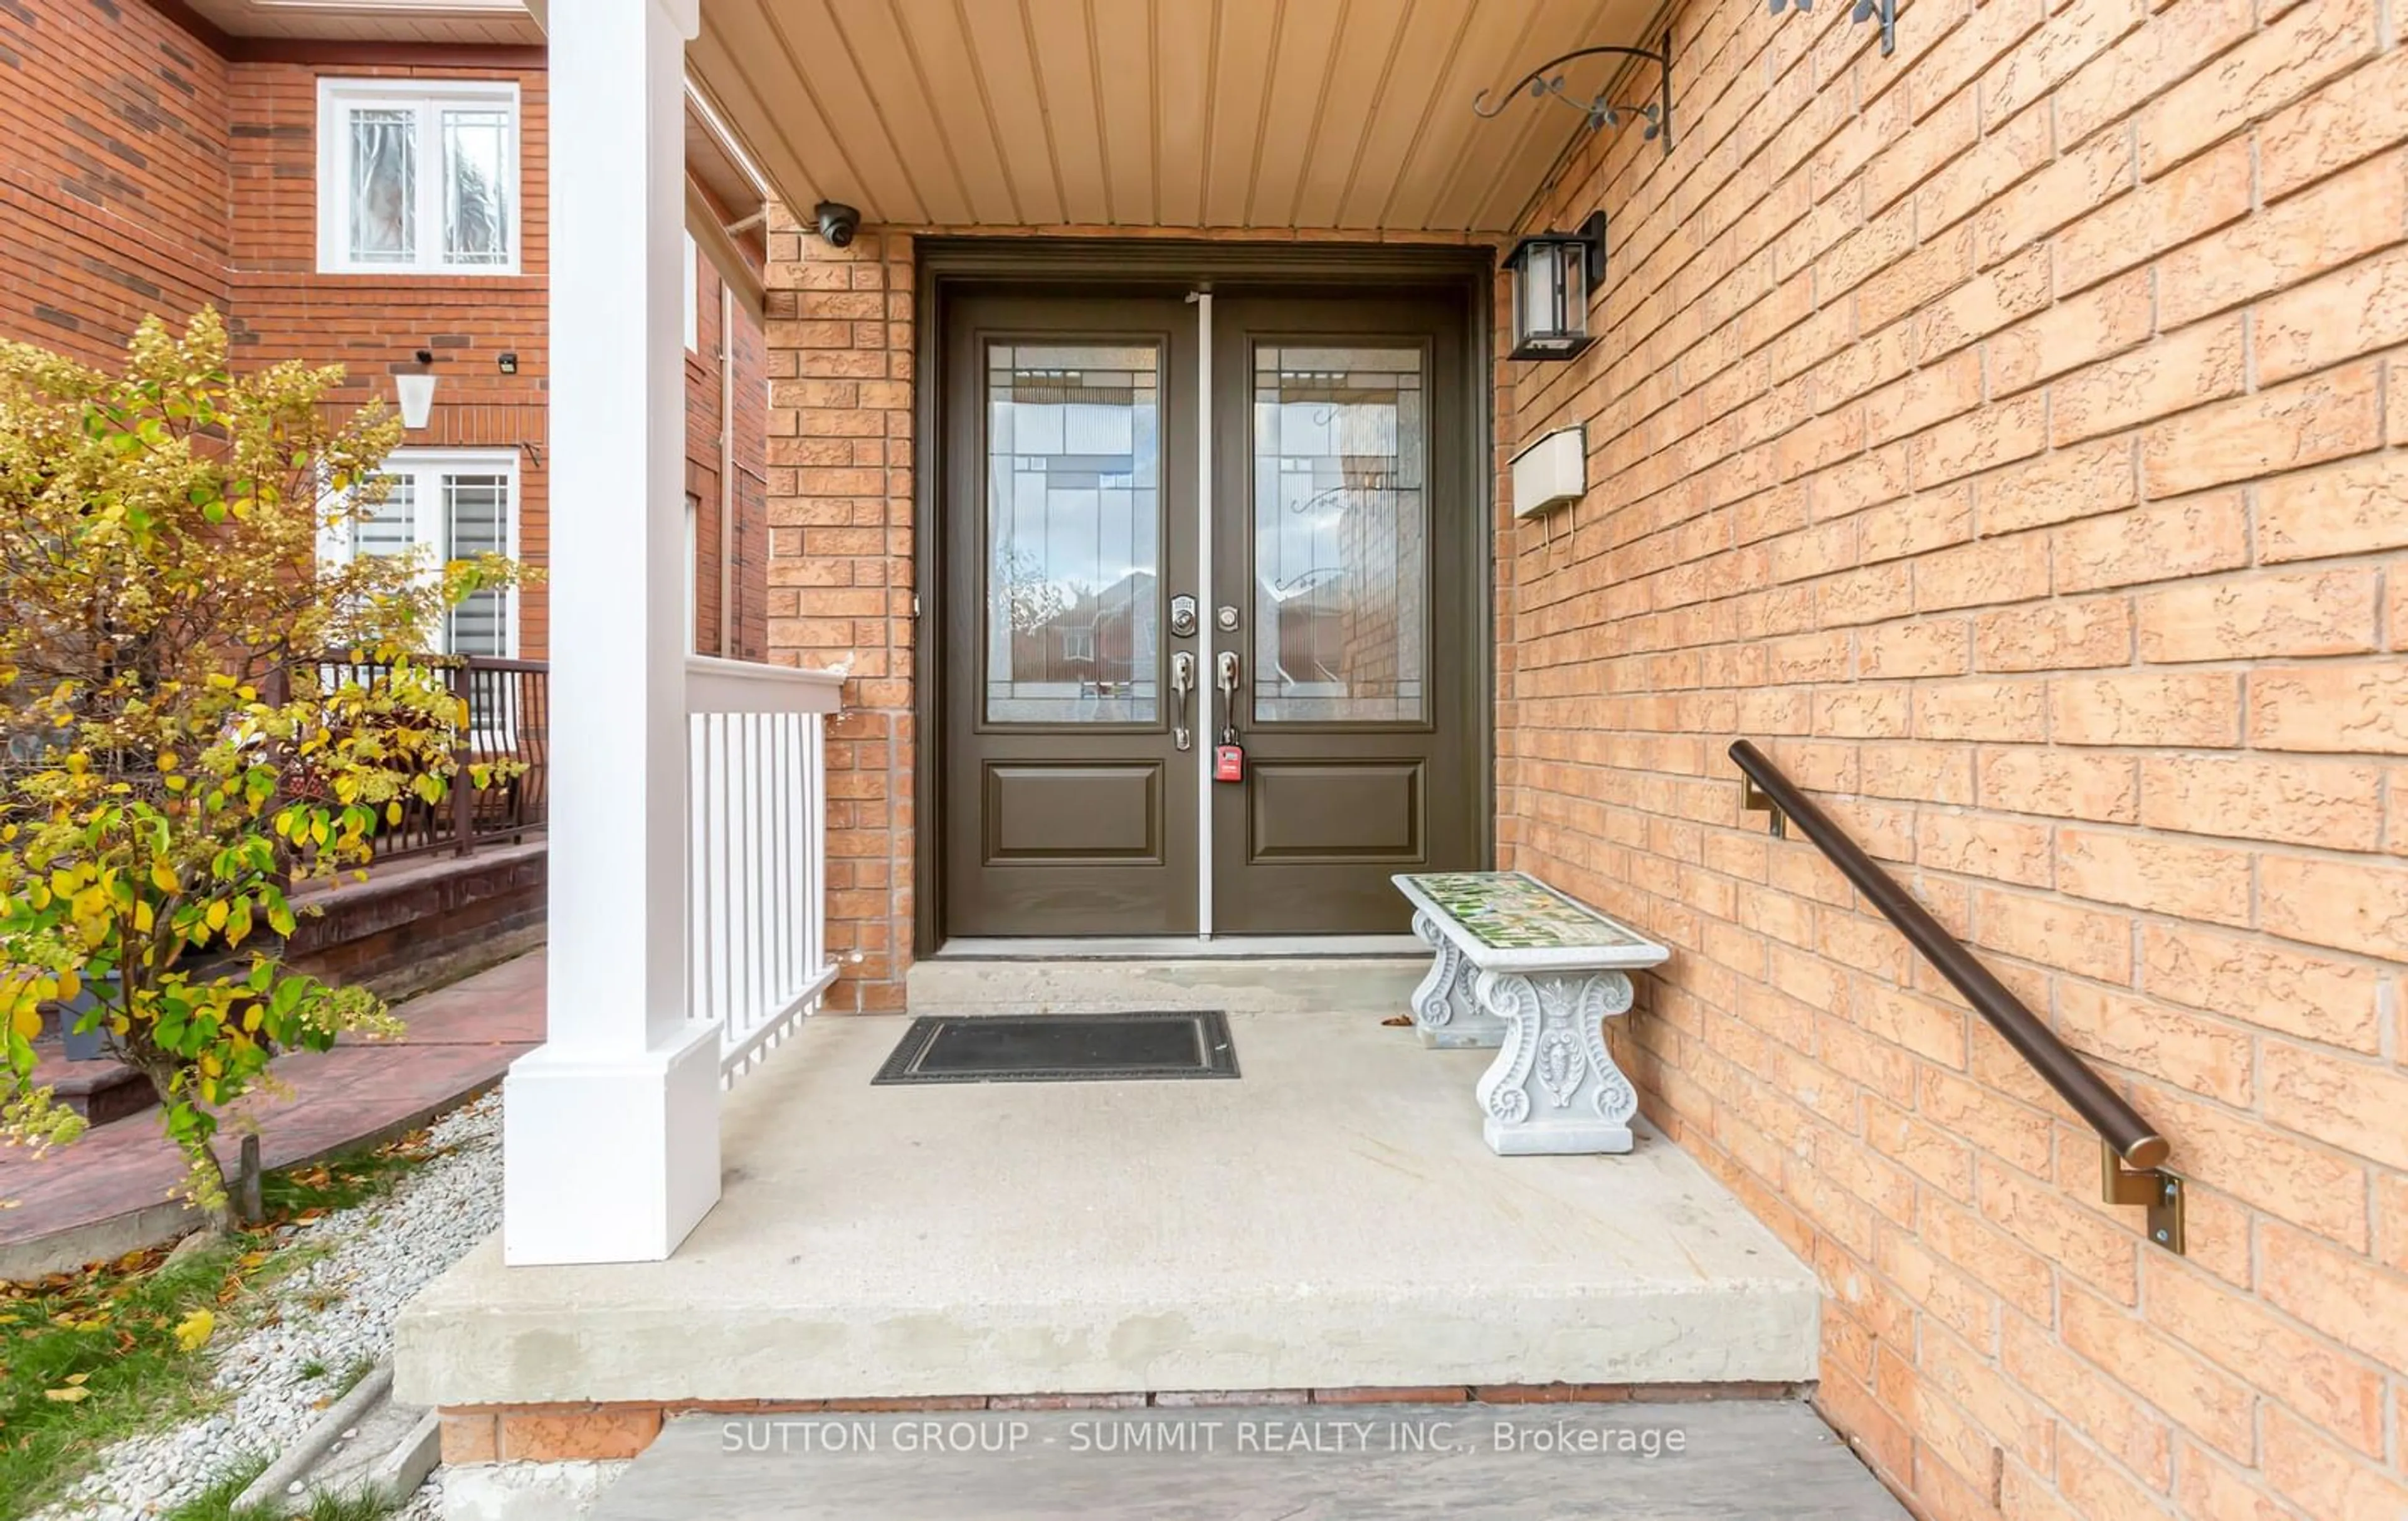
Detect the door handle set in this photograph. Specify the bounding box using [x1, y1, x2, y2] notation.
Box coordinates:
[1215, 650, 1240, 748]
[1170, 596, 1241, 761]
[1171, 651, 1195, 752]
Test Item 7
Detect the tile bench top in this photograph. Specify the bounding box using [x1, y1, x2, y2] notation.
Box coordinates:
[1393, 872, 1669, 972]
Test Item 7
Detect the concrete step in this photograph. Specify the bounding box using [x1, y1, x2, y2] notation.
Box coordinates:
[397, 1010, 1820, 1414]
[906, 955, 1427, 1016]
[236, 1362, 438, 1516]
[28, 1045, 158, 1125]
[586, 1402, 1909, 1519]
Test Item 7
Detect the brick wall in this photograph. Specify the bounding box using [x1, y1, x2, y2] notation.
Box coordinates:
[1503, 1, 2406, 1517]
[761, 221, 916, 1010]
[0, 0, 231, 364]
[220, 55, 557, 651]
[1, 1, 766, 670]
[685, 255, 773, 661]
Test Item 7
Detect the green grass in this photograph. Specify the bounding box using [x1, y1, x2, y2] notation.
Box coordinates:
[157, 1456, 406, 1521]
[159, 1457, 268, 1521]
[0, 1124, 451, 1521]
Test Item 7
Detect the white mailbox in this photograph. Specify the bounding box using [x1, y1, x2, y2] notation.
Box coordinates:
[1511, 426, 1587, 519]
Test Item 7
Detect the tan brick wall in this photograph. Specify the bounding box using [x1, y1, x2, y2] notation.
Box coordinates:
[1503, 1, 2407, 1517]
[761, 221, 917, 1011]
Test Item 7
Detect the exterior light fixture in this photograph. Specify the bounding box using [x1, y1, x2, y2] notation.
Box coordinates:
[396, 349, 438, 430]
[1506, 213, 1606, 361]
[1472, 35, 1674, 155]
[1769, 0, 1896, 56]
[497, 351, 519, 376]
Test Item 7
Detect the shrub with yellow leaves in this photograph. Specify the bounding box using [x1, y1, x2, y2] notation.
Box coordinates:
[0, 309, 524, 1229]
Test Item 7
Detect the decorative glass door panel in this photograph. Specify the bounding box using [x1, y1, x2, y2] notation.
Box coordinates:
[944, 301, 1198, 936]
[1250, 345, 1428, 724]
[985, 344, 1163, 725]
[1209, 297, 1477, 936]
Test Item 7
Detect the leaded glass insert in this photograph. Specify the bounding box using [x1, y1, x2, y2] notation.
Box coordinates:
[985, 344, 1162, 725]
[1251, 345, 1427, 724]
[441, 108, 512, 266]
[348, 108, 415, 264]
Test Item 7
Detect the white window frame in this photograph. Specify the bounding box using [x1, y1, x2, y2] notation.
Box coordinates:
[317, 77, 523, 275]
[684, 231, 700, 352]
[325, 447, 522, 659]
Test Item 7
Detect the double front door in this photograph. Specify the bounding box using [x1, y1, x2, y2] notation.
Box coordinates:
[942, 285, 1480, 938]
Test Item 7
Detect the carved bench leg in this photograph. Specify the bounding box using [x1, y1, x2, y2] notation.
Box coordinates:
[1471, 968, 1639, 1155]
[1410, 911, 1505, 1048]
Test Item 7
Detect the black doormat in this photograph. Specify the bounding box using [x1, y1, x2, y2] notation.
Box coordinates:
[872, 1010, 1238, 1085]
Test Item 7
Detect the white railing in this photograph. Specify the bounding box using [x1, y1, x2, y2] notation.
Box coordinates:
[685, 656, 845, 1082]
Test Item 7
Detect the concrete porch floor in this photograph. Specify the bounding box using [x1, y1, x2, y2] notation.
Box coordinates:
[395, 996, 1819, 1409]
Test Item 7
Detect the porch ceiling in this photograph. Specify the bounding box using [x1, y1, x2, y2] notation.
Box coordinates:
[690, 0, 1650, 235]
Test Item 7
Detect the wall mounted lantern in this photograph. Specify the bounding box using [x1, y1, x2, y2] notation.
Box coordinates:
[1506, 213, 1607, 361]
[1472, 35, 1675, 155]
[395, 349, 438, 431]
[1769, 0, 1897, 57]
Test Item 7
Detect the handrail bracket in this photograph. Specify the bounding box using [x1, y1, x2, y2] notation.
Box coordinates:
[2101, 1141, 2186, 1255]
[1740, 776, 1787, 838]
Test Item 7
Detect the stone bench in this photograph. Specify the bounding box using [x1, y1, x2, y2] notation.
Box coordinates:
[1393, 872, 1670, 1155]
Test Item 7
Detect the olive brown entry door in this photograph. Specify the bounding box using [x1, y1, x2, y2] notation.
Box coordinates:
[941, 285, 1481, 938]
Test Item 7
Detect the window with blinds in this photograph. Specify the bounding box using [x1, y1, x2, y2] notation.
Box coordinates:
[341, 451, 519, 658]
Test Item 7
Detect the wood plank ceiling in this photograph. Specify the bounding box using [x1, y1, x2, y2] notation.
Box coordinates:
[692, 0, 1652, 234]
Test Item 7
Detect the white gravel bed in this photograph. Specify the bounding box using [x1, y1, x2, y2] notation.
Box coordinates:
[36, 1092, 502, 1521]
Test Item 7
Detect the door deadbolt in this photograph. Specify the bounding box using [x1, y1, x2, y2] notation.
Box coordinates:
[1215, 604, 1240, 633]
[1170, 594, 1198, 638]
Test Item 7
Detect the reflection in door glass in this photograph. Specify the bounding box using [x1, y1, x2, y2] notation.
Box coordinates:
[1252, 346, 1427, 723]
[986, 344, 1161, 724]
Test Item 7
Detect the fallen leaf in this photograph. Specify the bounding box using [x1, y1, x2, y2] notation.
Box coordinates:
[172, 1307, 215, 1352]
[42, 1387, 89, 1403]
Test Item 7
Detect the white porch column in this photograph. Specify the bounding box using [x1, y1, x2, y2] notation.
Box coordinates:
[502, 0, 719, 1265]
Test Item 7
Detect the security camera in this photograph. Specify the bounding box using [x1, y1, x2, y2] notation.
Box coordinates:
[815, 201, 862, 248]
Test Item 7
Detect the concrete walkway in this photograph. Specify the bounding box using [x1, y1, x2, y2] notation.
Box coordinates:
[0, 951, 543, 1280]
[594, 1403, 1911, 1520]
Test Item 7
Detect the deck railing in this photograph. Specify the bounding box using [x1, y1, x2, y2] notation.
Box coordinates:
[301, 655, 551, 861]
[685, 656, 845, 1082]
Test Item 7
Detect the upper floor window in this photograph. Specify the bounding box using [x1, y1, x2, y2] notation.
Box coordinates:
[318, 79, 521, 275]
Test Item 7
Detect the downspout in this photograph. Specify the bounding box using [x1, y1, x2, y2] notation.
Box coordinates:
[719, 281, 737, 659]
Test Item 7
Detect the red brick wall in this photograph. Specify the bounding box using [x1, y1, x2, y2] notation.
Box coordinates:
[685, 253, 773, 661]
[221, 56, 556, 651]
[3, 3, 763, 668]
[1502, 1, 2407, 1517]
[0, 0, 231, 364]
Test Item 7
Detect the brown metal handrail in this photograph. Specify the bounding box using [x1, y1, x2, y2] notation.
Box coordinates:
[1729, 740, 2169, 1172]
[298, 654, 551, 862]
